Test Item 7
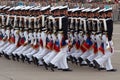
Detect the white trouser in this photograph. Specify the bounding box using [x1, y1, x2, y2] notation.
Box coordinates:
[12, 46, 24, 55]
[80, 49, 92, 60]
[43, 51, 57, 65]
[51, 51, 68, 69]
[94, 51, 104, 68]
[16, 45, 30, 56]
[87, 49, 98, 62]
[22, 47, 33, 56]
[3, 43, 14, 53]
[36, 48, 50, 60]
[71, 49, 82, 59]
[0, 42, 10, 53]
[67, 46, 76, 57]
[87, 53, 98, 62]
[26, 49, 39, 61]
[96, 50, 113, 70]
[33, 47, 43, 58]
[6, 44, 17, 55]
[0, 41, 6, 47]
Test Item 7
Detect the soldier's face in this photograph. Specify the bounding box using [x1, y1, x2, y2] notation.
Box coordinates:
[95, 12, 99, 17]
[107, 12, 112, 18]
[75, 12, 78, 17]
[102, 13, 106, 18]
[56, 11, 60, 16]
[89, 13, 93, 17]
[80, 13, 83, 17]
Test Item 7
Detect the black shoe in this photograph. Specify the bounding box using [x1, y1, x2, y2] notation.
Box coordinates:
[6, 54, 10, 60]
[26, 57, 31, 64]
[16, 54, 20, 62]
[73, 57, 78, 65]
[69, 55, 74, 63]
[11, 54, 15, 61]
[85, 59, 93, 67]
[78, 57, 83, 66]
[80, 64, 88, 66]
[62, 68, 72, 71]
[89, 64, 94, 67]
[4, 54, 6, 58]
[93, 60, 100, 69]
[58, 68, 63, 70]
[107, 69, 117, 72]
[53, 66, 57, 68]
[0, 53, 2, 57]
[21, 54, 25, 63]
[49, 63, 54, 72]
[32, 56, 35, 64]
[98, 68, 106, 71]
[2, 51, 4, 55]
[86, 59, 91, 66]
[34, 58, 39, 66]
[67, 57, 71, 61]
[42, 59, 48, 70]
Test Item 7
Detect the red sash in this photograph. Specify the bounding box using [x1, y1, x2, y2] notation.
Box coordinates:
[92, 43, 98, 54]
[9, 36, 15, 43]
[33, 44, 39, 50]
[39, 38, 43, 47]
[46, 41, 53, 50]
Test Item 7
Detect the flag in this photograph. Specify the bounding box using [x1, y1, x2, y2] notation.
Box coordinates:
[54, 39, 60, 52]
[39, 38, 43, 47]
[75, 40, 80, 49]
[18, 37, 26, 47]
[99, 43, 104, 54]
[20, 37, 26, 45]
[34, 44, 39, 49]
[81, 37, 93, 53]
[46, 37, 53, 49]
[0, 34, 3, 40]
[60, 37, 67, 48]
[9, 35, 15, 43]
[92, 42, 98, 54]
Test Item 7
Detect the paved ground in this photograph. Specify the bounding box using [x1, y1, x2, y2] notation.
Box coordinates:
[0, 23, 120, 80]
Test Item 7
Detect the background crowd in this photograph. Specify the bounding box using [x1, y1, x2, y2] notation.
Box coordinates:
[0, 0, 120, 21]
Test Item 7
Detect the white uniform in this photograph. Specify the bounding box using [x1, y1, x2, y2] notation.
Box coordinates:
[43, 33, 58, 65]
[51, 33, 69, 69]
[22, 32, 34, 57]
[25, 32, 39, 61]
[36, 32, 50, 64]
[12, 31, 24, 55]
[5, 30, 19, 56]
[32, 32, 43, 58]
[94, 35, 114, 70]
[0, 29, 11, 53]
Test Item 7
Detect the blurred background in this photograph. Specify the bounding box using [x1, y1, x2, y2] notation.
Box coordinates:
[0, 0, 120, 21]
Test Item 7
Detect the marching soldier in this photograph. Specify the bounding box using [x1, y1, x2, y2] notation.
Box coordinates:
[41, 6, 61, 70]
[0, 4, 117, 72]
[49, 5, 72, 71]
[32, 5, 51, 66]
[78, 8, 92, 66]
[86, 7, 102, 67]
[93, 7, 117, 72]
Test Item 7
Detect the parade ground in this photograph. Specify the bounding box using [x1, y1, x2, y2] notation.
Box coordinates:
[0, 23, 120, 80]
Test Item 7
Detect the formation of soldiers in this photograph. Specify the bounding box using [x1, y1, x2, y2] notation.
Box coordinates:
[0, 4, 117, 72]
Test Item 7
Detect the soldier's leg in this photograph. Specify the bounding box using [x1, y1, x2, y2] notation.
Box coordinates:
[61, 53, 72, 71]
[44, 51, 57, 65]
[26, 49, 38, 64]
[79, 50, 91, 66]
